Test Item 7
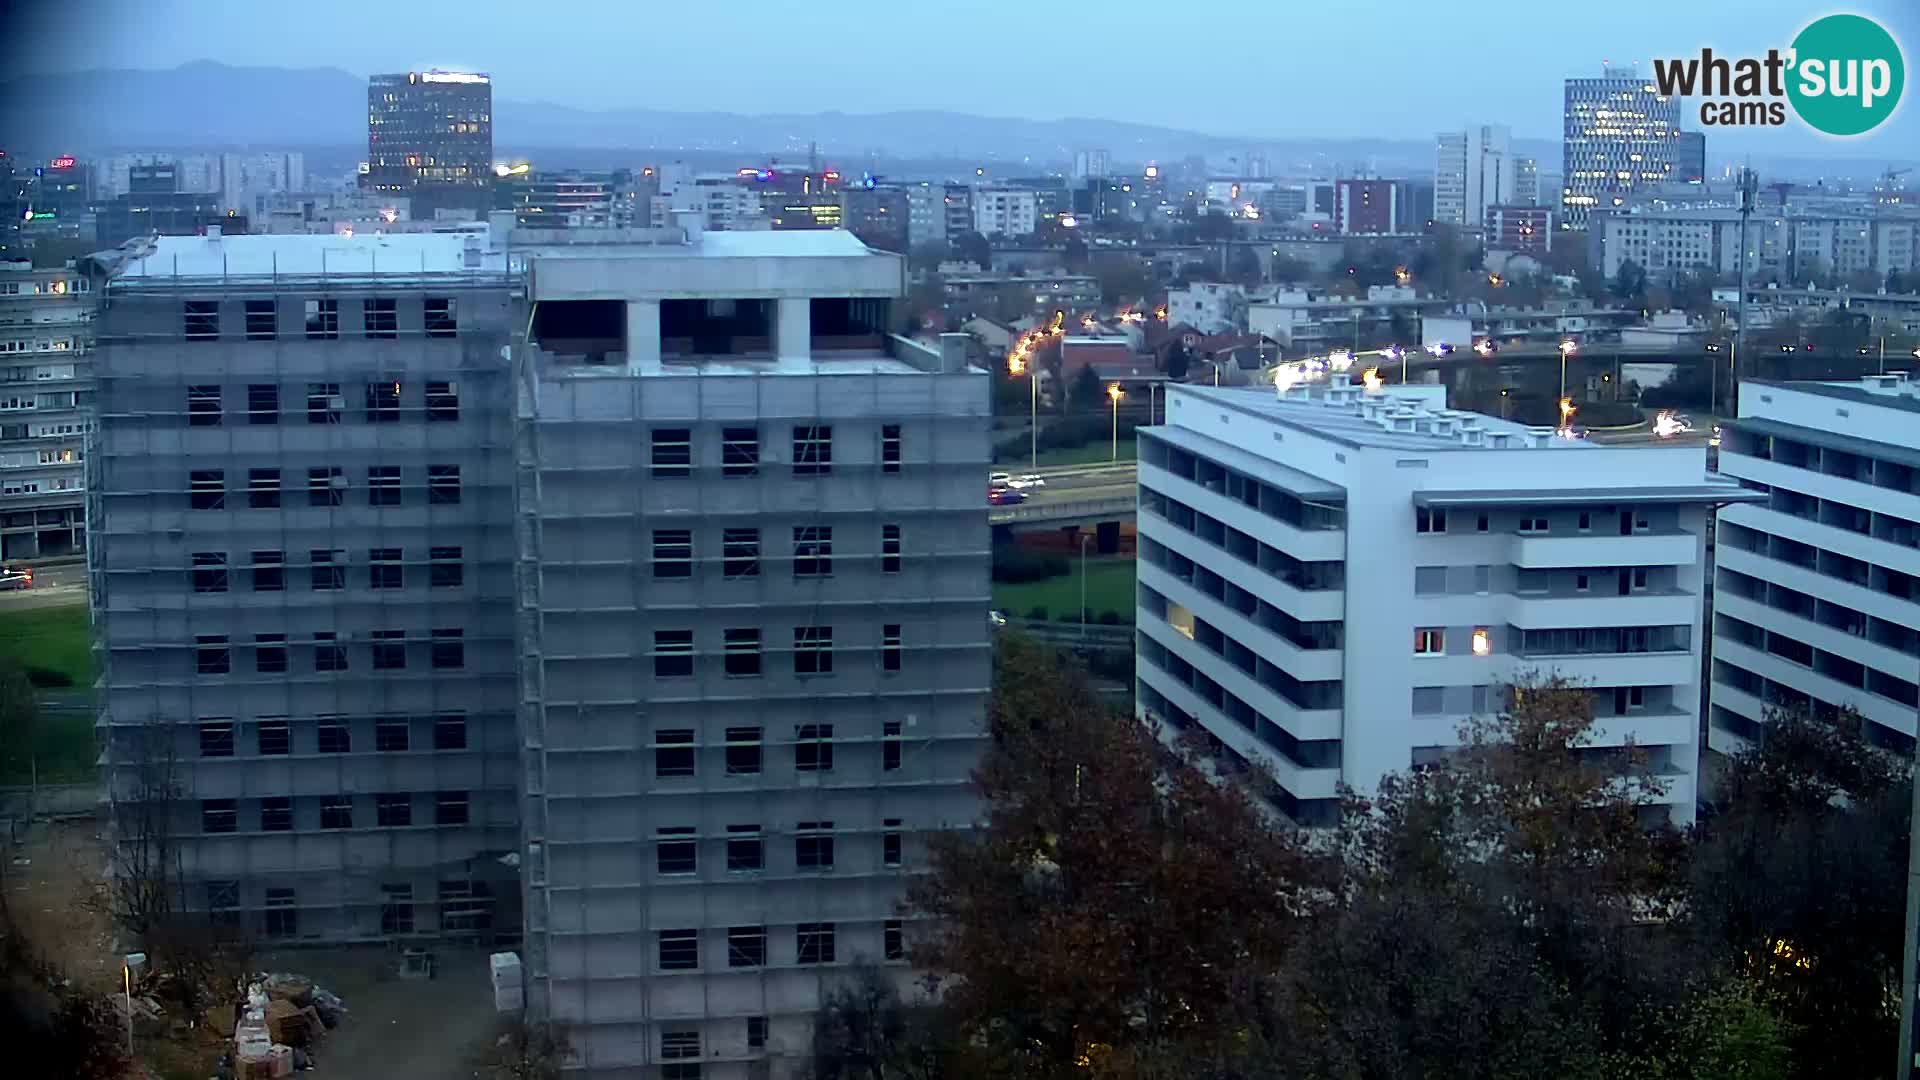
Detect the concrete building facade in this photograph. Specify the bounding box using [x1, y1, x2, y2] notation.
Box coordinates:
[1, 258, 95, 558]
[1135, 382, 1756, 826]
[971, 187, 1038, 238]
[1435, 125, 1514, 229]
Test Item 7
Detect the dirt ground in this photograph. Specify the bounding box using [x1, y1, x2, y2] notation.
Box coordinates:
[1, 816, 120, 992]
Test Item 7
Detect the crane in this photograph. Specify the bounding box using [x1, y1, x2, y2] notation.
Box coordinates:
[1878, 165, 1913, 206]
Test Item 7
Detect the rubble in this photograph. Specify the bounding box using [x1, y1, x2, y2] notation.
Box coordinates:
[224, 970, 347, 1075]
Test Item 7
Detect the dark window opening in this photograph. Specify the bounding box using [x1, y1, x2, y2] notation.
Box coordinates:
[425, 297, 457, 337]
[530, 299, 625, 364]
[660, 297, 772, 357]
[364, 297, 398, 339]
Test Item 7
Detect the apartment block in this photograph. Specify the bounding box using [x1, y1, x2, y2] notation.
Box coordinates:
[1, 258, 95, 558]
[1710, 375, 1920, 758]
[1135, 382, 1757, 826]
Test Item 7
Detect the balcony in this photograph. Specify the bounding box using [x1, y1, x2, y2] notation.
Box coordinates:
[1135, 662, 1341, 800]
[1509, 649, 1696, 687]
[1508, 529, 1698, 569]
[1505, 590, 1698, 629]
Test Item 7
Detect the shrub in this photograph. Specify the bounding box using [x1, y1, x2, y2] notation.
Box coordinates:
[24, 666, 72, 689]
[991, 547, 1068, 584]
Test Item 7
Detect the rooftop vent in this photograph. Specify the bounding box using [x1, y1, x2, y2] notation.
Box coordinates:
[1460, 425, 1485, 446]
[1487, 432, 1512, 448]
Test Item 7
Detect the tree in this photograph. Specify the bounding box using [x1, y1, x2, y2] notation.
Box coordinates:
[906, 636, 1315, 1079]
[808, 965, 969, 1080]
[1068, 364, 1104, 414]
[1613, 259, 1649, 305]
[949, 231, 991, 271]
[1163, 344, 1191, 382]
[1089, 256, 1152, 308]
[906, 244, 950, 275]
[0, 658, 35, 786]
[107, 720, 188, 942]
[1270, 256, 1314, 284]
[1226, 246, 1264, 288]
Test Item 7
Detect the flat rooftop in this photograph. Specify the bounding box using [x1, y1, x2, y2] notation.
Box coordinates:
[1181, 383, 1588, 453]
[110, 230, 512, 280]
[1747, 374, 1920, 415]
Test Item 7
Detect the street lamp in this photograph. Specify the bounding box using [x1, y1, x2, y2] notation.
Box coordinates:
[1558, 339, 1577, 406]
[1107, 384, 1125, 461]
[1009, 353, 1037, 472]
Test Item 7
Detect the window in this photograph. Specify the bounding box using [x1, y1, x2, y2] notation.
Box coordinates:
[199, 720, 234, 758]
[883, 818, 903, 866]
[314, 632, 348, 672]
[658, 929, 699, 971]
[425, 297, 457, 337]
[207, 881, 240, 927]
[256, 717, 289, 756]
[434, 714, 467, 750]
[747, 1017, 768, 1049]
[796, 922, 835, 965]
[795, 723, 833, 771]
[435, 791, 469, 826]
[376, 717, 409, 752]
[795, 822, 834, 869]
[657, 827, 697, 875]
[369, 547, 404, 589]
[320, 796, 353, 830]
[1575, 573, 1591, 593]
[881, 524, 902, 574]
[655, 729, 695, 778]
[726, 825, 763, 871]
[364, 297, 397, 339]
[431, 628, 465, 670]
[365, 380, 401, 422]
[722, 426, 759, 477]
[190, 470, 225, 510]
[722, 629, 761, 678]
[652, 428, 692, 477]
[662, 1064, 700, 1080]
[191, 552, 228, 593]
[424, 382, 460, 426]
[310, 549, 344, 591]
[795, 626, 833, 675]
[305, 298, 338, 339]
[307, 382, 343, 424]
[882, 624, 902, 672]
[245, 299, 276, 340]
[793, 526, 833, 577]
[381, 884, 414, 935]
[260, 797, 292, 833]
[377, 793, 412, 827]
[428, 465, 460, 505]
[1630, 567, 1649, 591]
[430, 546, 463, 588]
[196, 634, 230, 674]
[788, 422, 838, 477]
[728, 926, 767, 968]
[722, 725, 764, 775]
[885, 919, 905, 960]
[440, 879, 492, 932]
[1414, 628, 1445, 656]
[372, 629, 407, 670]
[247, 384, 279, 425]
[264, 888, 298, 938]
[1577, 511, 1592, 532]
[1475, 513, 1489, 533]
[661, 1030, 701, 1060]
[247, 468, 280, 509]
[188, 385, 222, 426]
[881, 423, 902, 473]
[722, 528, 759, 579]
[318, 717, 350, 753]
[202, 799, 237, 834]
[308, 466, 345, 507]
[368, 466, 402, 506]
[1518, 515, 1549, 534]
[255, 634, 288, 674]
[184, 300, 220, 340]
[251, 549, 284, 591]
[1471, 627, 1492, 656]
[654, 630, 694, 678]
[1415, 507, 1446, 533]
[883, 721, 902, 771]
[653, 530, 693, 578]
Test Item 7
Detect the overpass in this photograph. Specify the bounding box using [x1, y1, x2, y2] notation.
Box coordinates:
[988, 491, 1135, 528]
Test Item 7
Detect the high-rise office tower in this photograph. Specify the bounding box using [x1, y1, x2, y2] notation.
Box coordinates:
[363, 71, 494, 214]
[1562, 65, 1681, 229]
[1434, 125, 1514, 229]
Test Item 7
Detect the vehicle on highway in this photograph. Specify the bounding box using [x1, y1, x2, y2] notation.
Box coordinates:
[988, 488, 1028, 505]
[0, 566, 32, 591]
[989, 472, 1012, 490]
[1006, 474, 1046, 490]
[989, 610, 1008, 627]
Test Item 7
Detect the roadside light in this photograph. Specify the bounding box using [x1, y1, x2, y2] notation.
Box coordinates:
[1474, 341, 1494, 357]
[1559, 340, 1577, 356]
[1008, 356, 1025, 376]
[1107, 384, 1124, 402]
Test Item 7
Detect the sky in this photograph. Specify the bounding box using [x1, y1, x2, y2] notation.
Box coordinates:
[6, 0, 1918, 158]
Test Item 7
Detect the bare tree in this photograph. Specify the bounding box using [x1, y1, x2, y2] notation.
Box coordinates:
[482, 1017, 575, 1080]
[105, 719, 187, 941]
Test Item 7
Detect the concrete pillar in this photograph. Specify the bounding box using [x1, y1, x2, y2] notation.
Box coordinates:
[938, 332, 970, 373]
[776, 298, 811, 371]
[626, 300, 661, 375]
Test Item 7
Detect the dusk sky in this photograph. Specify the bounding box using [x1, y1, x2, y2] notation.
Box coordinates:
[8, 0, 1917, 157]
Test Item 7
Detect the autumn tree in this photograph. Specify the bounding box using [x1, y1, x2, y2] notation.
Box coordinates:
[906, 636, 1316, 1079]
[807, 965, 971, 1080]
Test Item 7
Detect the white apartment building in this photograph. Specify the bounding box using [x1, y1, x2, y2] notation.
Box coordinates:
[1434, 125, 1514, 229]
[1709, 375, 1920, 760]
[650, 176, 767, 233]
[1596, 207, 1919, 282]
[1, 259, 95, 558]
[1515, 156, 1540, 207]
[1135, 382, 1757, 826]
[971, 187, 1038, 238]
[1165, 282, 1254, 334]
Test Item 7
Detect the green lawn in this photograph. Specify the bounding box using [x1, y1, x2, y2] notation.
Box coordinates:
[0, 604, 95, 784]
[0, 603, 93, 687]
[1030, 436, 1138, 469]
[993, 558, 1137, 621]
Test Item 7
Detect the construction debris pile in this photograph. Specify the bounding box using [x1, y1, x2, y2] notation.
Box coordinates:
[218, 972, 347, 1078]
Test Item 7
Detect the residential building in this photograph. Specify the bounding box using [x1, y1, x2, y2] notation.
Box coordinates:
[1246, 286, 1449, 349]
[1593, 206, 1918, 282]
[972, 187, 1038, 238]
[1334, 179, 1400, 235]
[1395, 179, 1436, 233]
[1485, 205, 1552, 256]
[512, 222, 989, 1075]
[1514, 157, 1540, 207]
[904, 184, 951, 247]
[363, 71, 493, 214]
[651, 175, 766, 233]
[841, 184, 910, 252]
[937, 270, 1100, 317]
[499, 170, 636, 229]
[766, 194, 843, 232]
[1709, 374, 1920, 763]
[20, 156, 94, 248]
[1562, 65, 1682, 229]
[1136, 381, 1756, 826]
[1435, 125, 1514, 229]
[1, 259, 94, 558]
[1166, 282, 1252, 334]
[1073, 149, 1111, 180]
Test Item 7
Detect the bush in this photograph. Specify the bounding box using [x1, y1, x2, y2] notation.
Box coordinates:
[991, 547, 1068, 584]
[24, 666, 72, 689]
[1025, 606, 1049, 622]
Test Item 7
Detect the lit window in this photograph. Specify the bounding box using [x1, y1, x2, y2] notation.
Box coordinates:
[1471, 628, 1492, 657]
[1414, 628, 1445, 656]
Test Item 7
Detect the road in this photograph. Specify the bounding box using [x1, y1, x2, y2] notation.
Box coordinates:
[999, 463, 1137, 510]
[0, 561, 87, 611]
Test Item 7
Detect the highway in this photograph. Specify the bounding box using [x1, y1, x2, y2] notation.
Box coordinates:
[996, 463, 1137, 510]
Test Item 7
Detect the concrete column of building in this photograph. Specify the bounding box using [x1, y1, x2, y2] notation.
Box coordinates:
[776, 297, 812, 371]
[625, 300, 661, 375]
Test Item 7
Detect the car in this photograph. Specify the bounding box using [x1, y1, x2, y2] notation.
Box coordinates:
[1007, 474, 1046, 490]
[989, 610, 1009, 627]
[988, 488, 1027, 505]
[989, 472, 1012, 490]
[0, 567, 32, 591]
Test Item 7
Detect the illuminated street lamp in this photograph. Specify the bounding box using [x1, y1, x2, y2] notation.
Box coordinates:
[1009, 353, 1038, 472]
[1558, 339, 1577, 405]
[1108, 384, 1126, 461]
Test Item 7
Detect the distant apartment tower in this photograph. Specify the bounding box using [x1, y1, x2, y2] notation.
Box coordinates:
[1434, 125, 1514, 230]
[1, 259, 94, 558]
[1709, 375, 1920, 762]
[1135, 382, 1755, 826]
[841, 184, 910, 252]
[87, 228, 521, 941]
[1073, 149, 1111, 180]
[363, 71, 494, 214]
[1395, 178, 1436, 232]
[972, 187, 1038, 237]
[1485, 205, 1553, 255]
[1514, 157, 1540, 206]
[1675, 132, 1707, 184]
[1334, 179, 1399, 235]
[512, 225, 989, 1075]
[1562, 65, 1680, 229]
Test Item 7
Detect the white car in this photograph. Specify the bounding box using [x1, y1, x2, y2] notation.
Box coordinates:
[989, 472, 1012, 490]
[989, 610, 1009, 627]
[1006, 474, 1046, 490]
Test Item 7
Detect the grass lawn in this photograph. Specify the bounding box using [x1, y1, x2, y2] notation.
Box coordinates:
[993, 558, 1136, 621]
[0, 710, 96, 785]
[1029, 436, 1138, 469]
[0, 603, 95, 784]
[0, 603, 93, 687]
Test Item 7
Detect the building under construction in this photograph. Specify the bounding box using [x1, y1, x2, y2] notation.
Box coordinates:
[87, 216, 992, 1078]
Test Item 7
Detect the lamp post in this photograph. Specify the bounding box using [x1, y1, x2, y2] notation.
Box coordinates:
[1108, 383, 1125, 461]
[1009, 353, 1037, 473]
[1558, 338, 1577, 405]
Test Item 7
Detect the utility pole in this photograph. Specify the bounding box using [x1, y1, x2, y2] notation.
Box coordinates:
[1732, 166, 1757, 417]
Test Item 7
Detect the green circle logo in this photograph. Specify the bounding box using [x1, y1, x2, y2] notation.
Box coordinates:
[1787, 14, 1905, 136]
